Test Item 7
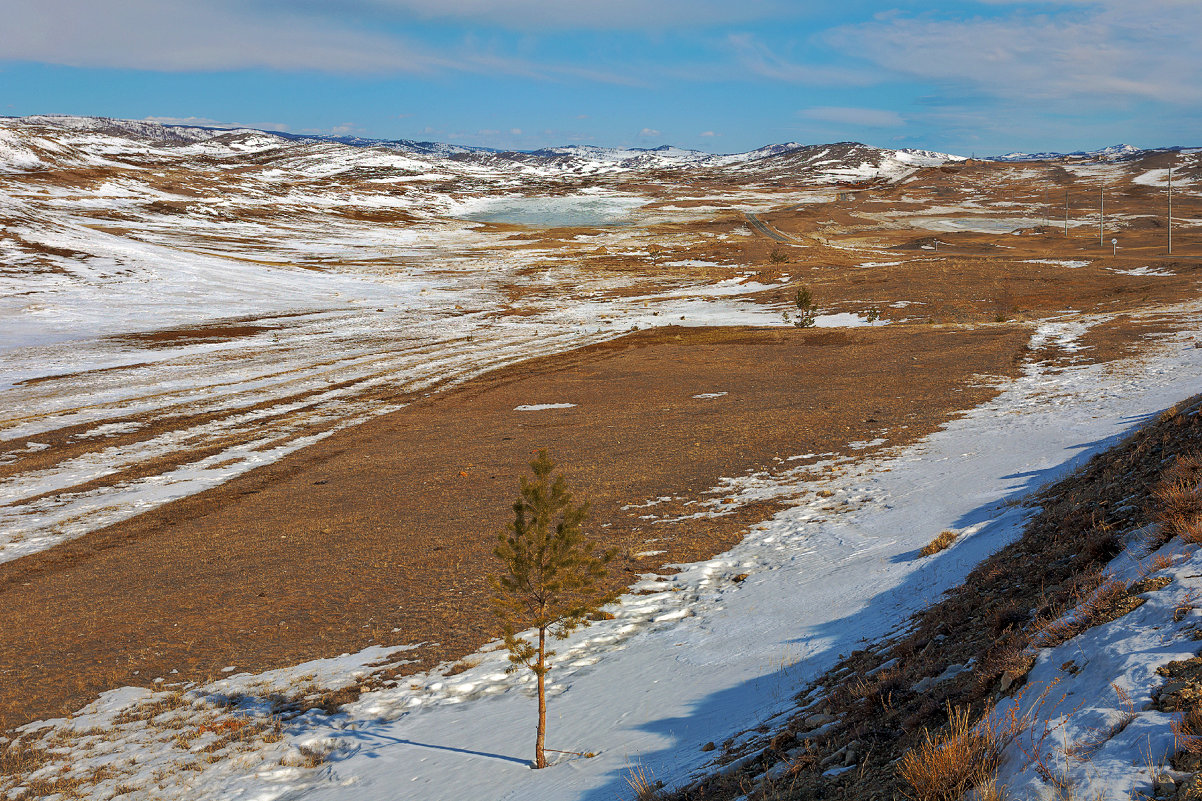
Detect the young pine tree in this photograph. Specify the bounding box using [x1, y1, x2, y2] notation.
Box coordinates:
[489, 450, 618, 769]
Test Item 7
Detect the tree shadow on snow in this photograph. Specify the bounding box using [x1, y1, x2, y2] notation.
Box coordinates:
[334, 728, 530, 766]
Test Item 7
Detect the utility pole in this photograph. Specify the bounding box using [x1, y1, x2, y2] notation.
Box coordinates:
[1100, 185, 1104, 247]
[1168, 165, 1174, 255]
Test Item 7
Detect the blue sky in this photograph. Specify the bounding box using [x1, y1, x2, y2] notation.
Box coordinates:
[0, 0, 1197, 155]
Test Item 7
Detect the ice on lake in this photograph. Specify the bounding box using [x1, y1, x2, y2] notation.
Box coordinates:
[455, 194, 646, 228]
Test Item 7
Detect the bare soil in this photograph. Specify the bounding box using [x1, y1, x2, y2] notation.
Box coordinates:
[0, 323, 1031, 730]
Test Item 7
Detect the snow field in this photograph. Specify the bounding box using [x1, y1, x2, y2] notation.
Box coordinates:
[10, 299, 1202, 800]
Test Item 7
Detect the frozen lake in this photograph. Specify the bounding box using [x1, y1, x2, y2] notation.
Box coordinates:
[455, 194, 646, 227]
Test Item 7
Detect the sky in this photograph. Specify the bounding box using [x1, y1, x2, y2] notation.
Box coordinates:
[0, 0, 1197, 155]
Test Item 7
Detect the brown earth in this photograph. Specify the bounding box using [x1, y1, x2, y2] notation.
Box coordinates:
[0, 323, 1033, 731]
[2, 146, 1200, 740]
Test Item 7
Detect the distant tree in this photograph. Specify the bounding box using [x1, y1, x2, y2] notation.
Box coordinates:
[792, 285, 817, 328]
[489, 450, 618, 769]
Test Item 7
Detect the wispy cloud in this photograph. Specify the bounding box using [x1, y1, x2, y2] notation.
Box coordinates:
[827, 2, 1202, 104]
[0, 0, 642, 84]
[800, 106, 904, 128]
[0, 0, 452, 73]
[639, 128, 662, 137]
[725, 33, 877, 86]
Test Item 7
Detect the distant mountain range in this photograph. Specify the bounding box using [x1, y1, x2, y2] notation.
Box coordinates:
[1, 115, 1196, 183]
[990, 143, 1202, 162]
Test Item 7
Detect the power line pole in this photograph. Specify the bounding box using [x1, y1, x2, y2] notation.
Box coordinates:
[1168, 164, 1174, 255]
[1099, 185, 1104, 247]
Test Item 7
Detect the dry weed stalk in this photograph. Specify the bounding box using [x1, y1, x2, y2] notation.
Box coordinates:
[1063, 684, 1136, 763]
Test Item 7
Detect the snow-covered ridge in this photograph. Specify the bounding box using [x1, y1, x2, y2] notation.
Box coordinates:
[992, 143, 1148, 162]
[0, 115, 966, 180]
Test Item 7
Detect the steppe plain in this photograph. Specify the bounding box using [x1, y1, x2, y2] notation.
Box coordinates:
[0, 118, 1199, 797]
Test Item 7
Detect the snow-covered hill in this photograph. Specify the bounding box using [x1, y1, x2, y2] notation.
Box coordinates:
[0, 115, 968, 182]
[992, 143, 1146, 162]
[728, 141, 966, 183]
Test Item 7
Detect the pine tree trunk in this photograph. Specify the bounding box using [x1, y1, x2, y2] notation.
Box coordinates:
[535, 625, 548, 769]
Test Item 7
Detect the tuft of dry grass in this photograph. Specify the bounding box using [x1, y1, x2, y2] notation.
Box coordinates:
[897, 704, 1005, 801]
[919, 530, 958, 557]
[296, 744, 329, 768]
[626, 759, 663, 801]
[1153, 453, 1202, 544]
[444, 659, 478, 677]
[1172, 707, 1202, 756]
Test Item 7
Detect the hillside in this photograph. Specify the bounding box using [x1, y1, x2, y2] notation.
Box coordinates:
[669, 393, 1202, 801]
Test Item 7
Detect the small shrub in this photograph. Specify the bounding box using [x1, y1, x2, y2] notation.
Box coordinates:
[989, 603, 1029, 637]
[920, 530, 958, 557]
[898, 704, 1004, 801]
[865, 306, 881, 323]
[770, 247, 789, 264]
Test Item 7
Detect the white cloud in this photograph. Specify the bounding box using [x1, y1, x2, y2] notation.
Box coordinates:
[800, 106, 904, 128]
[0, 0, 639, 82]
[0, 0, 450, 73]
[827, 2, 1202, 104]
[699, 130, 717, 137]
[639, 128, 662, 137]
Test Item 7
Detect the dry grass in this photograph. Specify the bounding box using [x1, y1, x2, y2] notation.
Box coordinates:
[1029, 573, 1144, 649]
[1172, 707, 1202, 757]
[897, 705, 1005, 801]
[626, 759, 663, 801]
[444, 658, 479, 677]
[282, 743, 329, 769]
[919, 530, 958, 557]
[1155, 453, 1202, 544]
